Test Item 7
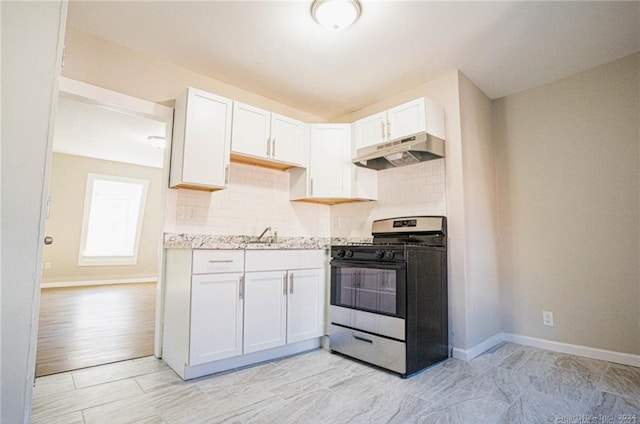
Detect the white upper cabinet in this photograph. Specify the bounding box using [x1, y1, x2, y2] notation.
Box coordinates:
[308, 124, 351, 199]
[354, 97, 445, 150]
[170, 87, 233, 191]
[387, 98, 426, 140]
[231, 101, 308, 168]
[353, 111, 387, 150]
[230, 102, 271, 159]
[289, 124, 377, 203]
[270, 113, 308, 166]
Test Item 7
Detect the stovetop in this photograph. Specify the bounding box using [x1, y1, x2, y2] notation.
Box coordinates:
[331, 216, 447, 261]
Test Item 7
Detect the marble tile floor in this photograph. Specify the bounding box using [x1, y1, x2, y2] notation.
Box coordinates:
[32, 343, 640, 424]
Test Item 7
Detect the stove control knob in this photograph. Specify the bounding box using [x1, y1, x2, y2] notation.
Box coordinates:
[375, 250, 385, 259]
[345, 250, 354, 258]
[384, 250, 395, 260]
[335, 249, 346, 258]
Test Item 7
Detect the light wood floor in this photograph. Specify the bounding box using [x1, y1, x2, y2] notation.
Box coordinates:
[36, 282, 156, 377]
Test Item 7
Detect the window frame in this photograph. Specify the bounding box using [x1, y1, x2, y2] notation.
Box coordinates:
[77, 173, 149, 266]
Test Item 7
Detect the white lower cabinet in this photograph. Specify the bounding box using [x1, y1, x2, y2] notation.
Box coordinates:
[244, 250, 326, 351]
[162, 248, 326, 380]
[286, 268, 325, 343]
[243, 270, 288, 354]
[190, 272, 243, 364]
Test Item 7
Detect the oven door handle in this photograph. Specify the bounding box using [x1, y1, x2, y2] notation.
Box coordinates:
[330, 260, 404, 270]
[353, 335, 374, 344]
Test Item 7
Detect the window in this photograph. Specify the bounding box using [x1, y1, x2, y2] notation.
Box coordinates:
[78, 174, 149, 266]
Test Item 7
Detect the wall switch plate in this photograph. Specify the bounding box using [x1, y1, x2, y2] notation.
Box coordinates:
[542, 310, 554, 326]
[44, 262, 52, 270]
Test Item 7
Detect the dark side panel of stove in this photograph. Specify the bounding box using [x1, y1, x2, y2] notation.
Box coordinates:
[405, 248, 449, 375]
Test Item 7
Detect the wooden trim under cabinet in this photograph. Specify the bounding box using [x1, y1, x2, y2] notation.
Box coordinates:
[230, 154, 297, 171]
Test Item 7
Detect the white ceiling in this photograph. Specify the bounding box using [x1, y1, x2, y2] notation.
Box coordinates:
[67, 1, 640, 120]
[54, 96, 167, 168]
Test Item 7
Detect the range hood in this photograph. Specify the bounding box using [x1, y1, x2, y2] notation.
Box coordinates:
[353, 131, 445, 170]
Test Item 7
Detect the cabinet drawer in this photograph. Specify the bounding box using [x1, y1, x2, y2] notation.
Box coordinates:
[330, 324, 406, 374]
[245, 250, 325, 272]
[192, 250, 244, 274]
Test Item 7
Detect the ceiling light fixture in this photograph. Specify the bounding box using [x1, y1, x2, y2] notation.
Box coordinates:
[311, 0, 361, 31]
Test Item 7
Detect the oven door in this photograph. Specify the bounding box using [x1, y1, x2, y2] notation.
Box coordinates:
[330, 260, 406, 319]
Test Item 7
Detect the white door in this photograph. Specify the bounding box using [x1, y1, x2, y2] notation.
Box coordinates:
[243, 271, 287, 354]
[231, 102, 271, 159]
[287, 268, 325, 343]
[270, 113, 308, 167]
[353, 111, 387, 149]
[387, 98, 426, 140]
[181, 88, 232, 187]
[309, 124, 350, 198]
[190, 272, 243, 365]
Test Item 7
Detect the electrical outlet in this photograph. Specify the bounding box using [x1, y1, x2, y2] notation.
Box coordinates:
[542, 310, 554, 327]
[44, 262, 52, 270]
[332, 217, 342, 229]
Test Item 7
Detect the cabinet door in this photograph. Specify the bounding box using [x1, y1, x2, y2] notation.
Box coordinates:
[353, 111, 387, 150]
[351, 165, 378, 201]
[387, 98, 426, 140]
[287, 268, 325, 344]
[171, 88, 232, 190]
[270, 113, 308, 167]
[231, 102, 271, 159]
[190, 272, 243, 365]
[243, 271, 287, 354]
[308, 124, 350, 198]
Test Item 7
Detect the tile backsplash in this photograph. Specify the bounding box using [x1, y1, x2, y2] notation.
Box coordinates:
[330, 159, 447, 238]
[164, 162, 330, 238]
[164, 159, 445, 239]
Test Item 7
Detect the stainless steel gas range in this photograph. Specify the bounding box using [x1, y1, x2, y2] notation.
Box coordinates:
[329, 216, 448, 377]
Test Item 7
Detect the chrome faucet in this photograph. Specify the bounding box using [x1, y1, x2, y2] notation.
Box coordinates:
[256, 226, 272, 242]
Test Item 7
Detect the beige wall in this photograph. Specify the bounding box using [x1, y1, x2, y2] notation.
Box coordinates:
[458, 73, 502, 349]
[63, 27, 326, 123]
[42, 153, 163, 283]
[62, 27, 331, 238]
[333, 71, 474, 351]
[494, 53, 640, 355]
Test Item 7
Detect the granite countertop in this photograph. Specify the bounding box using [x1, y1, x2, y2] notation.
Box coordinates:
[164, 233, 373, 250]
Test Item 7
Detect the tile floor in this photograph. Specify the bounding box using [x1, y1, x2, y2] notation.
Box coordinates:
[32, 342, 640, 424]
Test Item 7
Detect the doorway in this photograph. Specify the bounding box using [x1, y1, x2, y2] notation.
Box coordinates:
[36, 80, 172, 376]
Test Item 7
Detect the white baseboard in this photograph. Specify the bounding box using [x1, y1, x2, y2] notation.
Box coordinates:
[41, 277, 157, 288]
[451, 332, 640, 368]
[504, 333, 640, 368]
[452, 332, 505, 361]
[452, 333, 504, 361]
[181, 338, 322, 380]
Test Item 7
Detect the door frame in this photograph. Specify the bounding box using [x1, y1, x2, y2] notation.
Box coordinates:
[55, 77, 173, 357]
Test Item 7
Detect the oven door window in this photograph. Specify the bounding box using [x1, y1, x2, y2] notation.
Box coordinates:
[331, 262, 405, 318]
